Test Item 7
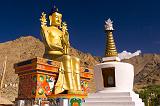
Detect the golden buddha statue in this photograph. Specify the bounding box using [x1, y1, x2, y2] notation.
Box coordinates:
[40, 6, 82, 94]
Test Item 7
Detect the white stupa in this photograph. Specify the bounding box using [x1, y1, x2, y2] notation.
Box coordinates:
[83, 19, 144, 106]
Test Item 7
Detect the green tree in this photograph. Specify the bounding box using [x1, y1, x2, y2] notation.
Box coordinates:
[138, 85, 160, 106]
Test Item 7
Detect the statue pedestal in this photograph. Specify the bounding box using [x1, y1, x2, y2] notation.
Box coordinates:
[14, 57, 93, 106]
[83, 58, 144, 106]
[14, 57, 60, 99]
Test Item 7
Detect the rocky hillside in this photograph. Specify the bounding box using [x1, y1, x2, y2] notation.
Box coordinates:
[123, 54, 160, 90]
[0, 36, 98, 101]
[0, 36, 160, 101]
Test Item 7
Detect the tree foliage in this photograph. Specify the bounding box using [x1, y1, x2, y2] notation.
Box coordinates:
[138, 85, 160, 106]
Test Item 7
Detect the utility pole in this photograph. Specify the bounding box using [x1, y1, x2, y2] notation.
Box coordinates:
[0, 56, 7, 89]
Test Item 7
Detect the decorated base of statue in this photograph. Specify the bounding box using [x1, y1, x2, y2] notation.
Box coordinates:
[14, 57, 93, 106]
[48, 94, 87, 106]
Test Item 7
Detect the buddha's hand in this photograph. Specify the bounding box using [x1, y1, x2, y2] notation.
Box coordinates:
[40, 12, 47, 27]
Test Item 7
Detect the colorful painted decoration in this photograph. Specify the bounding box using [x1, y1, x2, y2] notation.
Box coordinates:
[32, 87, 36, 95]
[81, 80, 90, 94]
[42, 75, 55, 96]
[84, 69, 89, 72]
[15, 57, 93, 100]
[39, 75, 44, 82]
[70, 98, 82, 106]
[38, 88, 44, 95]
[32, 75, 37, 82]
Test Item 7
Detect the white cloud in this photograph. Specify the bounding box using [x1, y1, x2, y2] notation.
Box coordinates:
[118, 50, 141, 60]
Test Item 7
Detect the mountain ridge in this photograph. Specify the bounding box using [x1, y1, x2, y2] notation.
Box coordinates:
[0, 36, 98, 101]
[0, 36, 159, 101]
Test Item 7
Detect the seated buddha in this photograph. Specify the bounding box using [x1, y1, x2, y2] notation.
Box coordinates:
[40, 6, 82, 94]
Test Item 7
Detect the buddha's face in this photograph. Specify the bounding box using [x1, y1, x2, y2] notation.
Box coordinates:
[50, 12, 62, 26]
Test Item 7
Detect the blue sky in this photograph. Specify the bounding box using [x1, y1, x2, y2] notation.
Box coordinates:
[0, 0, 160, 56]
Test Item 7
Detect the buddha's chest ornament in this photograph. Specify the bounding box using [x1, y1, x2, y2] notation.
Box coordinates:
[48, 27, 63, 48]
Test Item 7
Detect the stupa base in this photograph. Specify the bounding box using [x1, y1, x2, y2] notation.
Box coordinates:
[83, 88, 144, 106]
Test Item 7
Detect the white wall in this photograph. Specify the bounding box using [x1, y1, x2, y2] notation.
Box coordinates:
[94, 62, 134, 91]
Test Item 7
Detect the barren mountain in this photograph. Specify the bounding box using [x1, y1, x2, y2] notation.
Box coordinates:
[0, 36, 159, 101]
[123, 54, 160, 90]
[0, 36, 98, 101]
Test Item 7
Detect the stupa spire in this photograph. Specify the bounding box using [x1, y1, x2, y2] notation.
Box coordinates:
[104, 18, 118, 57]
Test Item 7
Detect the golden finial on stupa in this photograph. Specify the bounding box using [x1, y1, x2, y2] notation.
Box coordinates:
[104, 18, 118, 57]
